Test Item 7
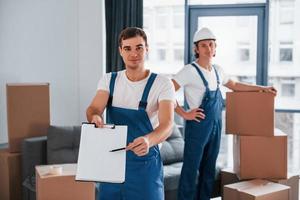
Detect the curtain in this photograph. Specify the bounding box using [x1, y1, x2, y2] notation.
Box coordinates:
[105, 0, 143, 72]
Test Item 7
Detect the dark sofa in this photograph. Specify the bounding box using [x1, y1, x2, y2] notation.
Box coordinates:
[21, 124, 220, 200]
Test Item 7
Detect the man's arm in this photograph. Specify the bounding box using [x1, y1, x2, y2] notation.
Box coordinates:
[172, 79, 205, 121]
[127, 100, 174, 156]
[225, 79, 277, 95]
[86, 90, 109, 127]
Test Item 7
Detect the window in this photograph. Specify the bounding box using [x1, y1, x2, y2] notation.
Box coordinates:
[275, 112, 300, 173]
[144, 0, 185, 109]
[187, 0, 300, 173]
[269, 0, 300, 173]
[173, 6, 184, 29]
[238, 76, 255, 84]
[279, 0, 294, 25]
[143, 8, 151, 29]
[157, 49, 166, 61]
[279, 9, 294, 25]
[238, 48, 250, 61]
[188, 0, 266, 5]
[174, 49, 184, 61]
[281, 83, 295, 97]
[279, 48, 293, 62]
[155, 7, 168, 29]
[236, 17, 250, 27]
[144, 0, 185, 75]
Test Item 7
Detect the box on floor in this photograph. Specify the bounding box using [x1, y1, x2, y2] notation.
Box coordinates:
[0, 149, 22, 200]
[220, 168, 242, 196]
[267, 174, 299, 200]
[221, 168, 299, 200]
[224, 179, 290, 200]
[36, 163, 95, 200]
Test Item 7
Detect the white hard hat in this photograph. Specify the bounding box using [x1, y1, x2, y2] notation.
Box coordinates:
[193, 27, 216, 43]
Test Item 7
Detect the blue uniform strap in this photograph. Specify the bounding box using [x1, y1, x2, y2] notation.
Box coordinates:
[108, 72, 117, 106]
[139, 73, 158, 110]
[213, 65, 220, 86]
[191, 63, 208, 88]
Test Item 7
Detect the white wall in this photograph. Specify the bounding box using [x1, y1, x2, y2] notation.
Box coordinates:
[0, 0, 105, 144]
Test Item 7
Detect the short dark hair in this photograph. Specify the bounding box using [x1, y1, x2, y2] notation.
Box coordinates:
[194, 42, 200, 58]
[118, 27, 148, 47]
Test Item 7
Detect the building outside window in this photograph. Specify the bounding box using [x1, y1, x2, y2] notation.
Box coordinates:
[173, 6, 184, 29]
[279, 0, 294, 25]
[279, 47, 293, 62]
[281, 83, 295, 97]
[238, 48, 250, 61]
[174, 49, 184, 61]
[157, 49, 167, 61]
[155, 7, 168, 29]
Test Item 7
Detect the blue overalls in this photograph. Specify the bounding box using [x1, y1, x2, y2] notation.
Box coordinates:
[98, 72, 164, 200]
[178, 63, 223, 200]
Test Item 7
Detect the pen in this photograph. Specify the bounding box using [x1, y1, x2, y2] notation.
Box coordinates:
[109, 147, 126, 152]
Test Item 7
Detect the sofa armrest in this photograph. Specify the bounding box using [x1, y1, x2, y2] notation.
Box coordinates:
[21, 136, 47, 182]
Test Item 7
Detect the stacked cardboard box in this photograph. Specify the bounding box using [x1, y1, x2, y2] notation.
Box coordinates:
[232, 129, 287, 179]
[6, 83, 50, 152]
[224, 179, 290, 200]
[224, 91, 299, 200]
[220, 168, 299, 200]
[36, 164, 95, 200]
[0, 83, 50, 200]
[0, 149, 22, 200]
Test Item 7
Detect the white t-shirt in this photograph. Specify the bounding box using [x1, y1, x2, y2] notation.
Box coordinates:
[173, 62, 230, 109]
[97, 70, 176, 128]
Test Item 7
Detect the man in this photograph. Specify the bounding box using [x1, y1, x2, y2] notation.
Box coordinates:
[86, 27, 175, 200]
[172, 27, 276, 200]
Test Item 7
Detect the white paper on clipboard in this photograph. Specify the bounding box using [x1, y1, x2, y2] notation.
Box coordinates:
[76, 123, 127, 183]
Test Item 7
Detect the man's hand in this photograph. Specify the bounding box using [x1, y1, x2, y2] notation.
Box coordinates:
[91, 114, 104, 128]
[126, 136, 150, 156]
[183, 108, 205, 122]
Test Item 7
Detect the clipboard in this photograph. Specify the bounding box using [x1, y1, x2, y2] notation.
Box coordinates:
[75, 123, 127, 183]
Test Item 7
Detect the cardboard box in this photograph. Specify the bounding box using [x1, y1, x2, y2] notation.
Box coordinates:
[268, 174, 299, 200]
[36, 164, 95, 200]
[226, 92, 274, 136]
[6, 83, 50, 152]
[233, 130, 287, 179]
[224, 179, 290, 200]
[221, 170, 299, 200]
[0, 149, 22, 200]
[220, 168, 242, 196]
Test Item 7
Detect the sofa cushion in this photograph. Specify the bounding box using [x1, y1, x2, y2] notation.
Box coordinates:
[160, 124, 184, 165]
[163, 162, 183, 191]
[47, 126, 81, 164]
